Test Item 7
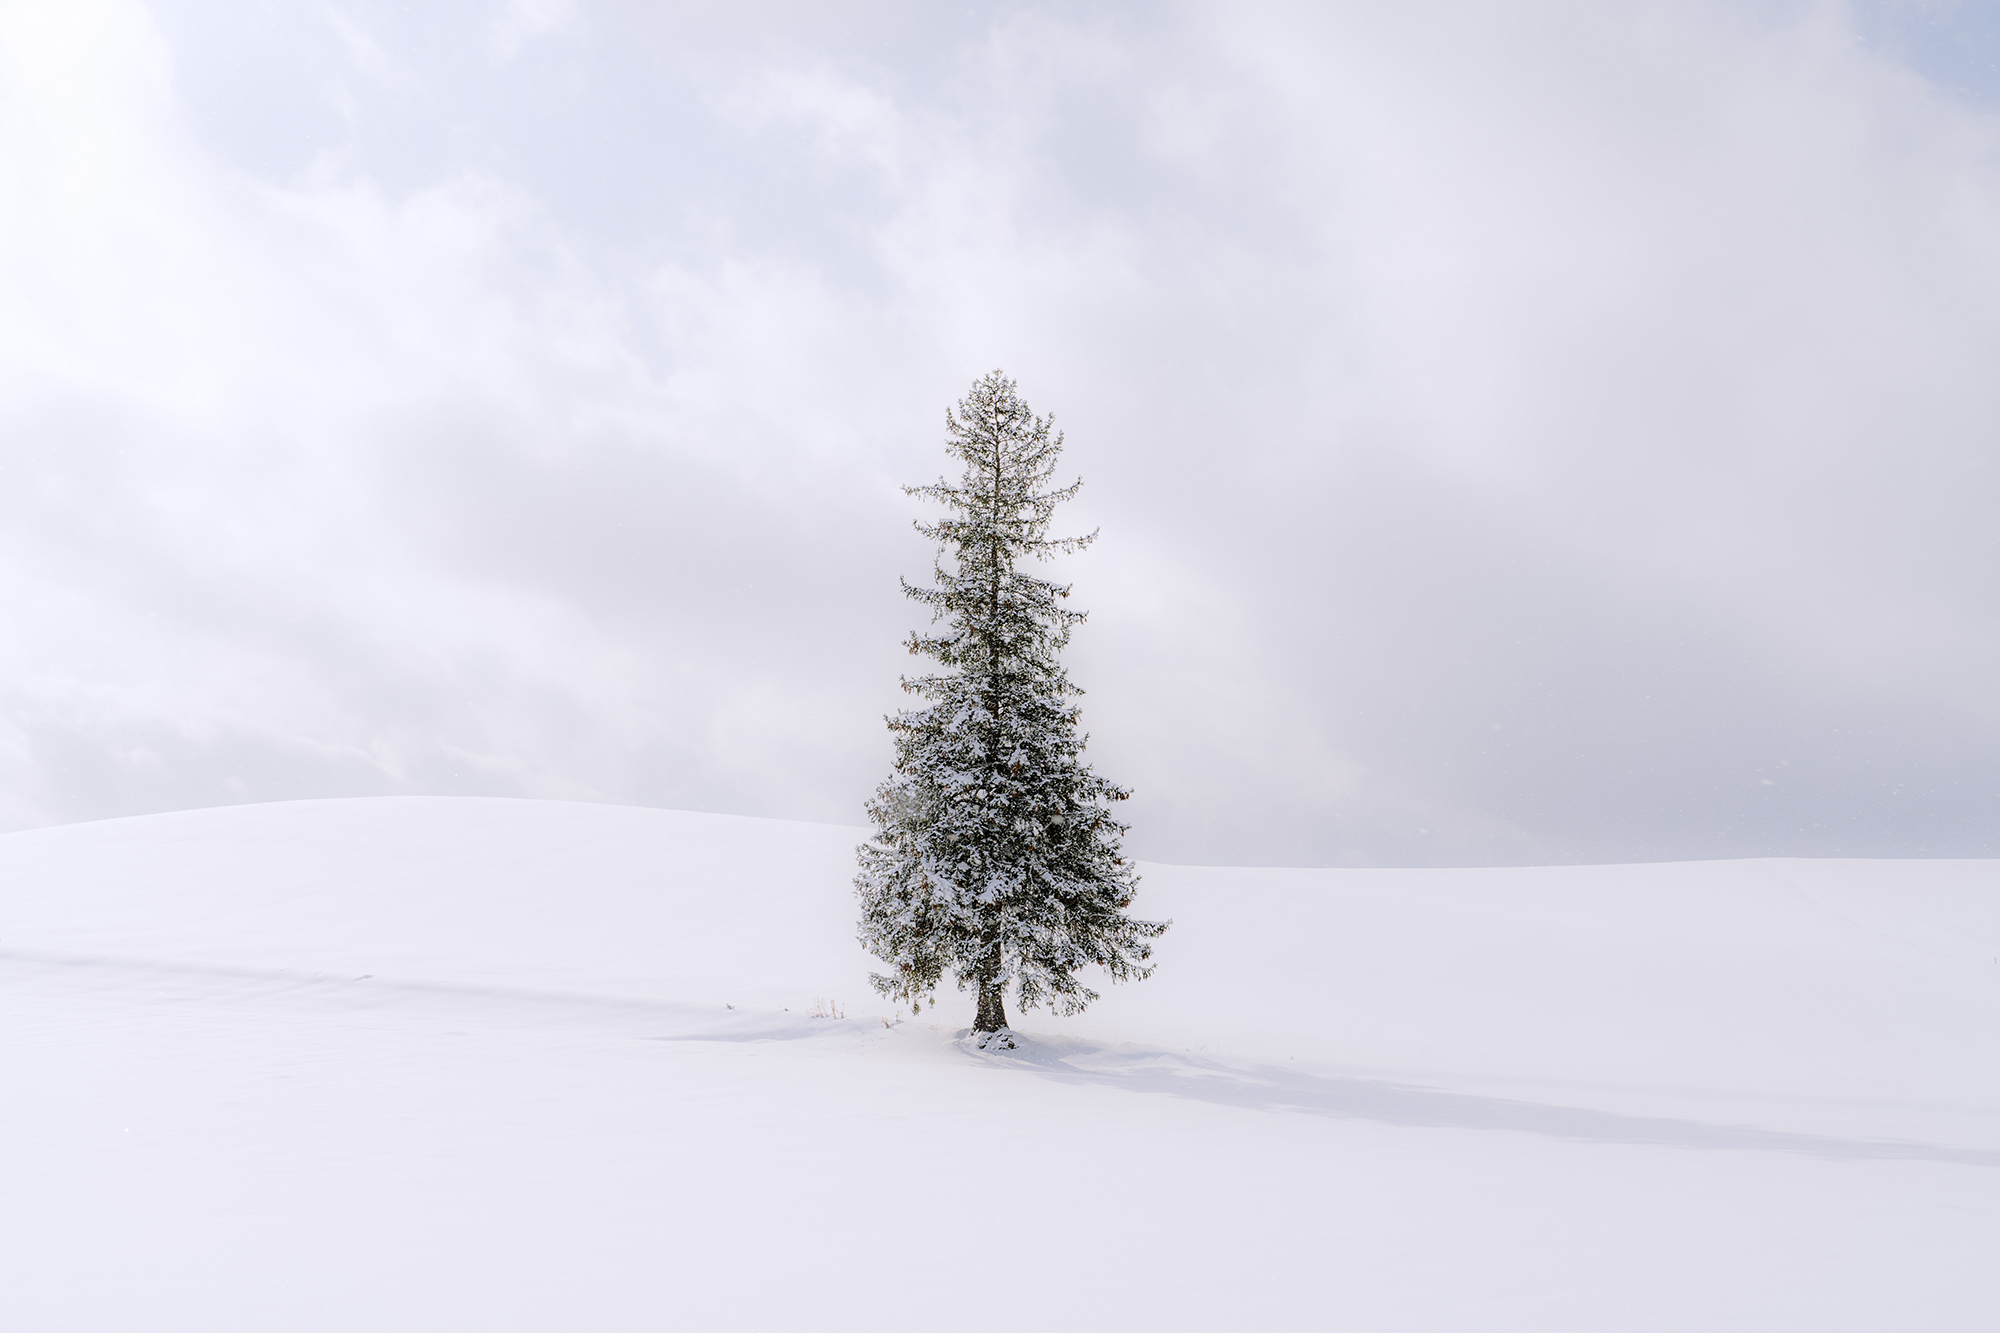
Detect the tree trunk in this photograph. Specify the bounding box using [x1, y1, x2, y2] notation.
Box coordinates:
[973, 977, 1009, 1032]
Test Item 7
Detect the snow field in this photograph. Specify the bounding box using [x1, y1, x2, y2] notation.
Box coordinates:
[2, 797, 1996, 1330]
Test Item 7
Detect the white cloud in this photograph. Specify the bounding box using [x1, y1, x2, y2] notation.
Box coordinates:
[2, 0, 1998, 862]
[487, 0, 577, 63]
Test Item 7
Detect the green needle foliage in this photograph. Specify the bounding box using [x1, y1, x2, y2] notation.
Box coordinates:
[856, 371, 1168, 1034]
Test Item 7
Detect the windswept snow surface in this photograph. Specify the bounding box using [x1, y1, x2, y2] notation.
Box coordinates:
[2, 798, 1995, 1330]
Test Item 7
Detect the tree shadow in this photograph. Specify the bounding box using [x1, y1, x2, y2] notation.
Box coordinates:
[976, 1032, 2000, 1167]
[16, 944, 1992, 1167]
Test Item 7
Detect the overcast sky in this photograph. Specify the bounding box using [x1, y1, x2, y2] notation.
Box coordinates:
[2, 0, 1997, 866]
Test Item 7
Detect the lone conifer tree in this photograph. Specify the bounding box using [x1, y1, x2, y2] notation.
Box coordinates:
[856, 371, 1167, 1036]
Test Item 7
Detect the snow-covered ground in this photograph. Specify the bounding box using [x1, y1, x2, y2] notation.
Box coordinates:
[3, 797, 1995, 1330]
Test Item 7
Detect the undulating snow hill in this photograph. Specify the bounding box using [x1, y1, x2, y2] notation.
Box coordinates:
[3, 797, 1996, 1330]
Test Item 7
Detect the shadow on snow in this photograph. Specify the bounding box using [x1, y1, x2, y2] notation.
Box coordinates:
[971, 1031, 2000, 1168]
[10, 947, 1991, 1166]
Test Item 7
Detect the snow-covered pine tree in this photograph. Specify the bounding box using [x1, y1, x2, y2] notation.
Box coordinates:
[856, 370, 1167, 1037]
